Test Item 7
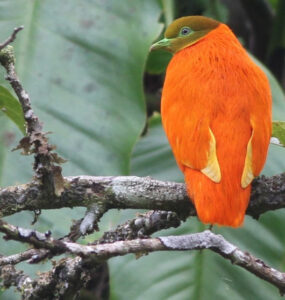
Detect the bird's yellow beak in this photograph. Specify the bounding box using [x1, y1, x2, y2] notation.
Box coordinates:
[150, 38, 171, 52]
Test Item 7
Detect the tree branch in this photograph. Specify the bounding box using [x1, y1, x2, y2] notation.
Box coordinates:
[0, 264, 33, 294]
[1, 255, 101, 300]
[159, 231, 285, 295]
[1, 223, 285, 296]
[94, 210, 182, 244]
[0, 174, 284, 219]
[0, 26, 23, 50]
[0, 210, 181, 271]
[80, 203, 107, 235]
[0, 248, 48, 266]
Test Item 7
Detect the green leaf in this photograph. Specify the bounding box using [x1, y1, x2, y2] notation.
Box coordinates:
[0, 1, 162, 298]
[203, 0, 229, 23]
[268, 0, 279, 9]
[272, 121, 285, 147]
[161, 0, 175, 26]
[146, 50, 172, 74]
[0, 0, 163, 220]
[269, 0, 285, 52]
[0, 86, 25, 134]
[131, 113, 183, 181]
[0, 0, 162, 183]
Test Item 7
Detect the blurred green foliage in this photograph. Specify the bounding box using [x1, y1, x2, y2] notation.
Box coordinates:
[272, 122, 285, 146]
[0, 0, 284, 299]
[0, 86, 25, 134]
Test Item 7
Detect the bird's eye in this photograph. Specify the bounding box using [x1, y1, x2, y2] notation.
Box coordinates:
[180, 27, 192, 36]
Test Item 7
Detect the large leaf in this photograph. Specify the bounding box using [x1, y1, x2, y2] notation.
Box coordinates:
[0, 0, 162, 214]
[109, 59, 285, 300]
[0, 1, 162, 298]
[131, 112, 183, 181]
[0, 0, 162, 184]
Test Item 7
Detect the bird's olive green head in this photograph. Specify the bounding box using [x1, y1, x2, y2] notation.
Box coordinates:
[150, 16, 220, 53]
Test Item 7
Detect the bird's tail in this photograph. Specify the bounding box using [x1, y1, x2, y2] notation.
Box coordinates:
[184, 167, 251, 227]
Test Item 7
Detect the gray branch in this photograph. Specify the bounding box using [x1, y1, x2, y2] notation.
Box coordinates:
[0, 26, 23, 50]
[0, 249, 48, 266]
[0, 210, 181, 269]
[1, 255, 101, 300]
[94, 210, 182, 244]
[159, 231, 285, 295]
[0, 174, 284, 220]
[80, 203, 107, 235]
[0, 264, 33, 296]
[1, 222, 285, 296]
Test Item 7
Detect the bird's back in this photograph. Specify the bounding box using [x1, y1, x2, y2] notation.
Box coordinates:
[161, 24, 271, 227]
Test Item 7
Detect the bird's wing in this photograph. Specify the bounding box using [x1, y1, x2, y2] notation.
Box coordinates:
[241, 117, 271, 188]
[164, 112, 221, 183]
[241, 131, 254, 188]
[189, 128, 221, 183]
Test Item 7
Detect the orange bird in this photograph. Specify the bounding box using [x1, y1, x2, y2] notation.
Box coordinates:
[151, 16, 272, 227]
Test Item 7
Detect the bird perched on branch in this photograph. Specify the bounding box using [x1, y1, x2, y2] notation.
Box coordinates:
[151, 16, 272, 227]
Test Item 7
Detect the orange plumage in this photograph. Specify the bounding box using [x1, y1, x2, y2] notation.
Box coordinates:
[159, 18, 272, 227]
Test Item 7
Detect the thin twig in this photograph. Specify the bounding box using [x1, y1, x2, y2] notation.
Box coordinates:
[80, 203, 107, 236]
[0, 32, 65, 197]
[0, 248, 49, 266]
[0, 26, 23, 50]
